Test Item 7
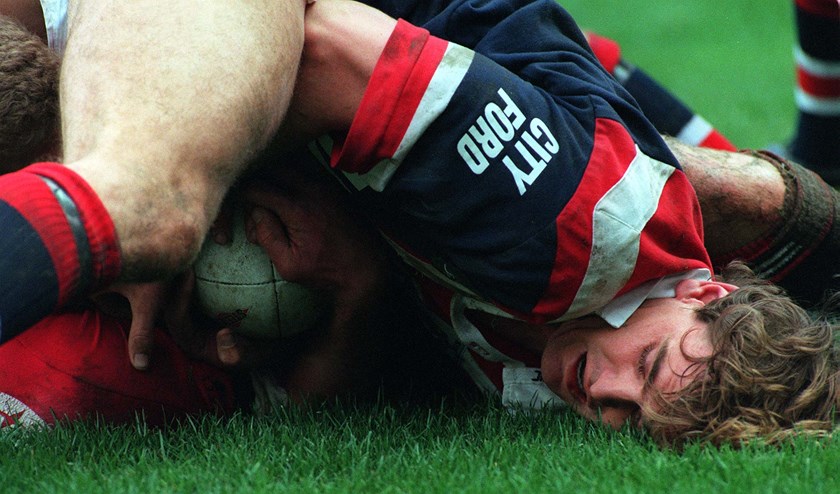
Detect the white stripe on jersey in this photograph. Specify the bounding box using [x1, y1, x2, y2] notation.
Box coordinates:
[451, 295, 524, 365]
[424, 305, 499, 395]
[795, 46, 840, 78]
[563, 146, 675, 321]
[343, 43, 474, 192]
[795, 89, 840, 116]
[451, 294, 562, 408]
[676, 115, 714, 147]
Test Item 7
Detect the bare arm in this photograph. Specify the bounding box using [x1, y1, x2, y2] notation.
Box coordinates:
[57, 0, 306, 368]
[665, 137, 786, 260]
[61, 0, 305, 280]
[274, 0, 396, 148]
[669, 136, 840, 305]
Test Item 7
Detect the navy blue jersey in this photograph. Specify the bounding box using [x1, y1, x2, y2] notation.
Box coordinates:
[311, 5, 710, 325]
[302, 1, 713, 407]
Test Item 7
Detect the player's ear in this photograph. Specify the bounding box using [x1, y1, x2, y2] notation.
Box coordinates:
[674, 279, 738, 305]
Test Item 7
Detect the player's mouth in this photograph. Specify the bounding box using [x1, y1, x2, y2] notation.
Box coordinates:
[566, 352, 587, 405]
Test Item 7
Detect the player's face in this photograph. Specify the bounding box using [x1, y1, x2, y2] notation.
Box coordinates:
[540, 280, 735, 429]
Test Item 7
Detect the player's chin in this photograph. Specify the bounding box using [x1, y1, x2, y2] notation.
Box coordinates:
[568, 405, 602, 426]
[591, 409, 646, 431]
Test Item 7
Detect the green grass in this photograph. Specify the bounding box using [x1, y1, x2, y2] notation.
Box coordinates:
[4, 401, 840, 493]
[1, 1, 821, 492]
[561, 0, 797, 149]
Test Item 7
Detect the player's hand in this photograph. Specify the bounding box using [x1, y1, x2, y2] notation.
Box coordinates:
[241, 167, 386, 305]
[163, 271, 282, 369]
[240, 166, 389, 401]
[102, 281, 168, 370]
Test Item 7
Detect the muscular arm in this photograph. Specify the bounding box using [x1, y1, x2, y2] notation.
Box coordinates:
[51, 0, 305, 368]
[61, 1, 305, 280]
[670, 136, 840, 303]
[665, 137, 786, 260]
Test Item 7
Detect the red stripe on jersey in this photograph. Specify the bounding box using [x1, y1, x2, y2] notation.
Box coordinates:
[698, 130, 737, 151]
[477, 326, 543, 368]
[332, 20, 448, 173]
[532, 120, 711, 320]
[796, 0, 840, 18]
[624, 175, 711, 294]
[797, 68, 840, 98]
[467, 350, 505, 390]
[534, 119, 638, 319]
[414, 275, 457, 325]
[585, 32, 621, 74]
[0, 170, 79, 305]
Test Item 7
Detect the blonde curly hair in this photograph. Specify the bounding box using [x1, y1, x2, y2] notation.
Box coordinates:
[645, 262, 840, 448]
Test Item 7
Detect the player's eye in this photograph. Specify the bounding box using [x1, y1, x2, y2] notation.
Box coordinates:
[637, 343, 655, 381]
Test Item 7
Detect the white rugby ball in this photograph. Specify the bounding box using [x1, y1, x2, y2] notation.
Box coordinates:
[193, 207, 324, 339]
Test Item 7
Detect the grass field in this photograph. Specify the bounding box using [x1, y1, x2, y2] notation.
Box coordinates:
[2, 2, 830, 493]
[6, 400, 840, 493]
[562, 0, 796, 148]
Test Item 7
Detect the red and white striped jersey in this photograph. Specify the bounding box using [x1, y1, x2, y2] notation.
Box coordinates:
[308, 2, 713, 407]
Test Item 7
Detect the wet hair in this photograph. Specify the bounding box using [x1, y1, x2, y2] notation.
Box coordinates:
[645, 262, 840, 448]
[0, 15, 60, 173]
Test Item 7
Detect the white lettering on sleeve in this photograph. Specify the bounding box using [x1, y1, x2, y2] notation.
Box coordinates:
[457, 88, 558, 195]
[497, 88, 526, 130]
[485, 102, 517, 141]
[529, 118, 560, 154]
[469, 116, 505, 158]
[458, 134, 490, 174]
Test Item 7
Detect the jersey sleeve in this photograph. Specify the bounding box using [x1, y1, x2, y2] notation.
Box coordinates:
[326, 13, 711, 323]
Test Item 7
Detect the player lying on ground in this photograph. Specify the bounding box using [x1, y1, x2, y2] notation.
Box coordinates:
[2, 1, 840, 447]
[0, 0, 837, 373]
[265, 0, 840, 445]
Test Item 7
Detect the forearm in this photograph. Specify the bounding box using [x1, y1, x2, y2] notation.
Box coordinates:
[274, 0, 395, 146]
[666, 137, 787, 260]
[670, 136, 840, 305]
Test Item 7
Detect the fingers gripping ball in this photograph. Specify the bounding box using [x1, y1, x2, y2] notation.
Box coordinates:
[193, 209, 324, 339]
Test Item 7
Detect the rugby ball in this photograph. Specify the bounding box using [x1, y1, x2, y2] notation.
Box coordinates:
[193, 207, 324, 339]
